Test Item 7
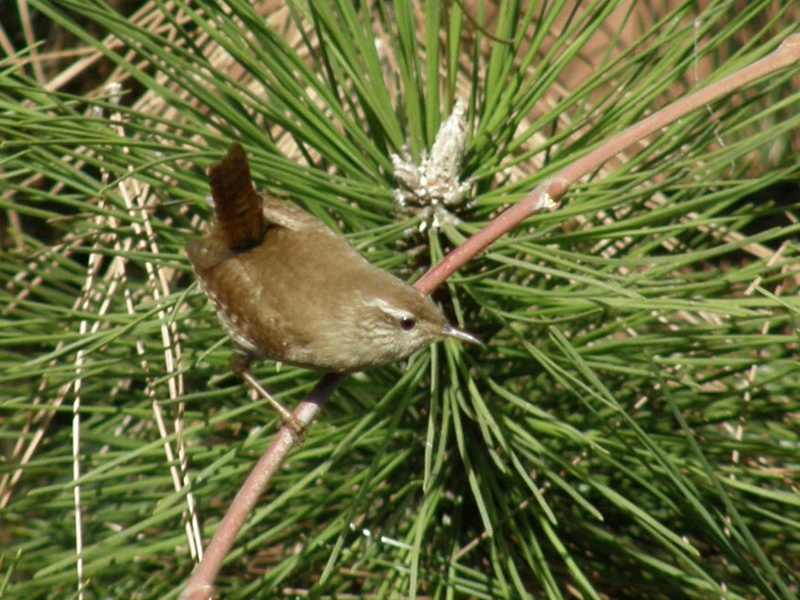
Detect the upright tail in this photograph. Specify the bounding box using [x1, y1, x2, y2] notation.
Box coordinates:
[208, 143, 265, 253]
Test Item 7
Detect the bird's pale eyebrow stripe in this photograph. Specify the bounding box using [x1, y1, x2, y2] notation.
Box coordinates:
[360, 297, 413, 319]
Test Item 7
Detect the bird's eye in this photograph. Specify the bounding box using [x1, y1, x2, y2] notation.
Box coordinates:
[400, 316, 417, 331]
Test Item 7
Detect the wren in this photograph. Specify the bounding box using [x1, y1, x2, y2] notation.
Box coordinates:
[186, 144, 479, 403]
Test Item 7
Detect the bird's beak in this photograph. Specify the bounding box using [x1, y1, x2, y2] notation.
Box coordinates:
[442, 324, 484, 347]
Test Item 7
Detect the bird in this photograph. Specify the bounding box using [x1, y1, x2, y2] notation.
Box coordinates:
[186, 144, 480, 422]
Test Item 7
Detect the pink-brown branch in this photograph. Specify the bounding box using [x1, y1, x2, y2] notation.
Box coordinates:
[180, 33, 800, 600]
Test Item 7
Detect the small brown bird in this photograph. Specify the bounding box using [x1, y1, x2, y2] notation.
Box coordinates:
[186, 144, 479, 393]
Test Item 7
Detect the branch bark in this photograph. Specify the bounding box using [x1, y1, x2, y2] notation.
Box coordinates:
[180, 33, 800, 600]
